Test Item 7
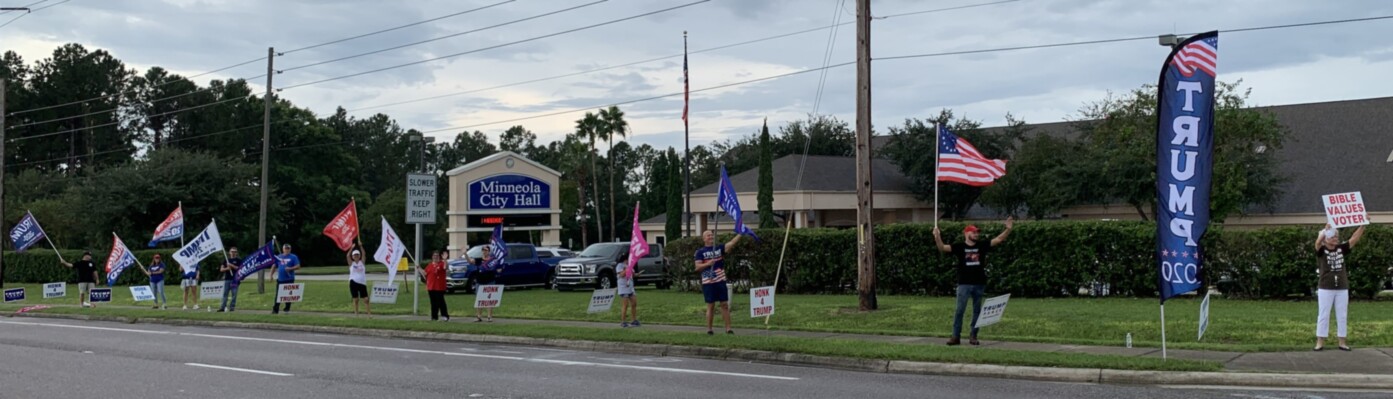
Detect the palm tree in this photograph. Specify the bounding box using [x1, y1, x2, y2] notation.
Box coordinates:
[599, 105, 628, 241]
[576, 112, 605, 242]
[559, 134, 591, 247]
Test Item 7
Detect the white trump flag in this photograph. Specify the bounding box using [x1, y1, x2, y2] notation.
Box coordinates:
[373, 217, 405, 285]
[173, 220, 225, 274]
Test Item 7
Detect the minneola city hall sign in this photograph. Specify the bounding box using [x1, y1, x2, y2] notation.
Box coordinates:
[446, 151, 563, 250]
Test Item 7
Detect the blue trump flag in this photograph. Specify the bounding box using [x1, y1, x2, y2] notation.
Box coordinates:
[235, 239, 279, 283]
[484, 224, 506, 271]
[717, 165, 759, 240]
[9, 211, 47, 253]
[1156, 31, 1218, 303]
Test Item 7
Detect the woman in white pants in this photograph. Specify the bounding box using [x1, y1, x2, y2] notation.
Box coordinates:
[1314, 223, 1366, 351]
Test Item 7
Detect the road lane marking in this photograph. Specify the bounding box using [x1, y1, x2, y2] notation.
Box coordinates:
[186, 363, 293, 377]
[0, 320, 800, 381]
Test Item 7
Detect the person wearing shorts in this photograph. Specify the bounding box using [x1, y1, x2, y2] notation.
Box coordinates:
[61, 252, 100, 308]
[694, 230, 742, 335]
[347, 247, 371, 316]
[180, 261, 201, 310]
[618, 255, 640, 328]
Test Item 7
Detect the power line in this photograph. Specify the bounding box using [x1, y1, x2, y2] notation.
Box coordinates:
[7, 93, 262, 142]
[4, 122, 267, 169]
[279, 0, 515, 55]
[4, 0, 513, 117]
[29, 0, 67, 12]
[412, 13, 1393, 133]
[344, 0, 1020, 113]
[280, 0, 601, 73]
[279, 0, 711, 91]
[0, 0, 48, 14]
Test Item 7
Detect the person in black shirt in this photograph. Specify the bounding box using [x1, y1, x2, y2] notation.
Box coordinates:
[60, 252, 100, 308]
[933, 217, 1013, 346]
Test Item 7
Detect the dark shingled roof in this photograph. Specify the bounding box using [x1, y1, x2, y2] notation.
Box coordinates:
[692, 155, 914, 194]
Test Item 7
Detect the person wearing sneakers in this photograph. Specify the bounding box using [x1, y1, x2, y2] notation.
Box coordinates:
[179, 259, 201, 310]
[618, 253, 640, 328]
[1314, 223, 1367, 352]
[141, 254, 169, 310]
[219, 247, 241, 312]
[933, 217, 1013, 346]
[60, 252, 100, 308]
[347, 246, 371, 316]
[695, 230, 742, 335]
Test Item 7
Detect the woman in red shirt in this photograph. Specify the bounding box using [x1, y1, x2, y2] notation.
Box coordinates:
[422, 250, 449, 321]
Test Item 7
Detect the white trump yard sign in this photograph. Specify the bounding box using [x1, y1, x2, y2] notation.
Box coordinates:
[973, 294, 1011, 328]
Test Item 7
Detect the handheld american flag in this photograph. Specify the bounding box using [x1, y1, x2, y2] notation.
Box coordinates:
[717, 165, 759, 240]
[148, 204, 185, 247]
[936, 125, 1006, 187]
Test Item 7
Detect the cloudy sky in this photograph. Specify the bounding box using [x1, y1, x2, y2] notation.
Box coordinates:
[4, 0, 1391, 152]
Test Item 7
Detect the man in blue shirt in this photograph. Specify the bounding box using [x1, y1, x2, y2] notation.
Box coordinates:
[694, 230, 742, 335]
[272, 243, 301, 314]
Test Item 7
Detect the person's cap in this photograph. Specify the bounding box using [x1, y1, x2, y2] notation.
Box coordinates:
[964, 225, 979, 233]
[153, 254, 162, 259]
[351, 249, 361, 256]
[82, 251, 92, 256]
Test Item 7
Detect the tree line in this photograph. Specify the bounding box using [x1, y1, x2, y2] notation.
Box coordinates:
[1, 43, 1288, 265]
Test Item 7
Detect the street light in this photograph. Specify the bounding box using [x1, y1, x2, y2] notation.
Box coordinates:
[1158, 34, 1185, 49]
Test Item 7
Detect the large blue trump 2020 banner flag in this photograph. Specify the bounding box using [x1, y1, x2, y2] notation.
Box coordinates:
[1156, 31, 1218, 303]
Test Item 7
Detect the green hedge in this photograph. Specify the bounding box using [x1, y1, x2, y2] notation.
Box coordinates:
[665, 222, 1393, 299]
[1, 249, 228, 286]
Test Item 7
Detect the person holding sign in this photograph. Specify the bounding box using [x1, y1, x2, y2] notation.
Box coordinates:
[422, 250, 449, 321]
[473, 247, 502, 322]
[140, 254, 169, 310]
[347, 246, 372, 316]
[272, 244, 301, 314]
[618, 254, 640, 328]
[933, 217, 1013, 346]
[60, 252, 100, 308]
[218, 247, 241, 312]
[1314, 223, 1367, 351]
[695, 230, 742, 335]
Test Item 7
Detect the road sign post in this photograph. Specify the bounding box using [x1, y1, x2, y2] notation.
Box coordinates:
[407, 173, 437, 316]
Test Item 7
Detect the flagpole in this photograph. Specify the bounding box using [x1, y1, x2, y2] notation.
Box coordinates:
[353, 197, 365, 251]
[215, 218, 229, 262]
[1160, 303, 1168, 360]
[934, 123, 940, 230]
[178, 202, 185, 248]
[765, 215, 795, 326]
[34, 211, 66, 264]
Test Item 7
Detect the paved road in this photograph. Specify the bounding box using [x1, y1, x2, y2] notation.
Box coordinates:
[0, 318, 1388, 399]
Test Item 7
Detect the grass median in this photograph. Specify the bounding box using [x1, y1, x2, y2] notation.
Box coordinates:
[0, 303, 1218, 372]
[5, 281, 1389, 352]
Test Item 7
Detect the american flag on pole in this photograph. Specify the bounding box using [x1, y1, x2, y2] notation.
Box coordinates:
[1170, 36, 1218, 78]
[681, 40, 689, 122]
[937, 125, 1006, 187]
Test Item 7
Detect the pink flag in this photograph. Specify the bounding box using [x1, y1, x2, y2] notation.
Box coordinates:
[626, 202, 650, 279]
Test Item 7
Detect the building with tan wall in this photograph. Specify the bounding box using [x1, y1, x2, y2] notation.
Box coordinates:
[445, 151, 562, 251]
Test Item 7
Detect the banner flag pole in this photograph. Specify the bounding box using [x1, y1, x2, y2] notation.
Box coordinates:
[1160, 303, 1168, 360]
[933, 123, 940, 230]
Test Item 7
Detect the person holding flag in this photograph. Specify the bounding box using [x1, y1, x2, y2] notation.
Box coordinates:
[218, 247, 242, 312]
[695, 230, 741, 335]
[932, 218, 1013, 346]
[60, 252, 99, 308]
[620, 204, 650, 328]
[104, 234, 140, 287]
[474, 225, 507, 322]
[716, 165, 760, 241]
[140, 254, 169, 310]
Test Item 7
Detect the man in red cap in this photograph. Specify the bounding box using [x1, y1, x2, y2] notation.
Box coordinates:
[933, 217, 1013, 345]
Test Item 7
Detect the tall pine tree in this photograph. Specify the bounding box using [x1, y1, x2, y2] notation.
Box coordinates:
[757, 118, 777, 228]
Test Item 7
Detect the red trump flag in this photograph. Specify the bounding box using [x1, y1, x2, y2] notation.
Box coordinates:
[323, 199, 360, 251]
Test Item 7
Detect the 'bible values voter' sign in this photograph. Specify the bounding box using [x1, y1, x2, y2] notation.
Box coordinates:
[1323, 192, 1370, 229]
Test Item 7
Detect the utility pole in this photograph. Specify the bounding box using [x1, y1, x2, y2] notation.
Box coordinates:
[257, 47, 274, 294]
[0, 79, 8, 290]
[854, 0, 877, 311]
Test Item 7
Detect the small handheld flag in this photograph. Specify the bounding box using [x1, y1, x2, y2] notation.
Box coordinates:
[105, 234, 139, 286]
[484, 224, 506, 271]
[323, 199, 361, 252]
[373, 217, 405, 285]
[625, 203, 650, 279]
[936, 125, 1006, 187]
[234, 239, 279, 283]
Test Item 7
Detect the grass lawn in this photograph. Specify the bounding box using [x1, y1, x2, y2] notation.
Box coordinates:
[0, 301, 1217, 372]
[4, 282, 1387, 352]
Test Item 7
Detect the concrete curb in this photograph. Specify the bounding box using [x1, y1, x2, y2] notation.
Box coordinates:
[12, 312, 1393, 390]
